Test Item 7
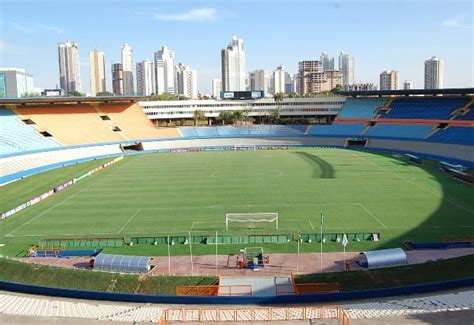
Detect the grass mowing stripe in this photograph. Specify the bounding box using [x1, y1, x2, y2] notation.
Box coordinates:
[356, 151, 474, 215]
[5, 186, 91, 237]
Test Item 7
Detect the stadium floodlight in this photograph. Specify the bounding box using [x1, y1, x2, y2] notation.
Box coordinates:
[225, 213, 279, 231]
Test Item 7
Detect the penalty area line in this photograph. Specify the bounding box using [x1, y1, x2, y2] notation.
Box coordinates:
[117, 208, 141, 234]
[358, 203, 389, 230]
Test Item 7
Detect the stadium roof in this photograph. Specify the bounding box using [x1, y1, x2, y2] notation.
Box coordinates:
[337, 88, 474, 97]
[0, 96, 145, 105]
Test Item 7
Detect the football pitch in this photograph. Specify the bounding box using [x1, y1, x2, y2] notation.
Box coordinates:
[1, 148, 473, 256]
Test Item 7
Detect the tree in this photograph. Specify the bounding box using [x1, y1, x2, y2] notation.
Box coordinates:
[146, 93, 188, 101]
[96, 91, 114, 96]
[192, 110, 206, 126]
[21, 92, 41, 97]
[67, 90, 83, 97]
[272, 92, 284, 123]
[231, 110, 246, 125]
[217, 111, 233, 125]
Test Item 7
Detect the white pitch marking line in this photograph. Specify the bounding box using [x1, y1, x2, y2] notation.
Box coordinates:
[308, 219, 315, 230]
[5, 186, 91, 237]
[358, 203, 389, 229]
[117, 208, 141, 234]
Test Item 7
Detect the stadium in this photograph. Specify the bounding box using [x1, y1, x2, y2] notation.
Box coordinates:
[1, 89, 474, 323]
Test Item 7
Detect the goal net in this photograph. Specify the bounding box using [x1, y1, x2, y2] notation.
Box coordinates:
[225, 213, 279, 231]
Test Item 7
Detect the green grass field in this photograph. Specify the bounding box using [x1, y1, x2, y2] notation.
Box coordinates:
[1, 148, 473, 257]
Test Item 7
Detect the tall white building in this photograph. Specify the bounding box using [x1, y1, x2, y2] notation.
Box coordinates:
[154, 46, 176, 95]
[176, 63, 197, 99]
[249, 69, 267, 92]
[424, 56, 444, 89]
[0, 68, 35, 97]
[58, 40, 81, 93]
[136, 59, 155, 96]
[88, 49, 106, 96]
[212, 78, 222, 99]
[320, 52, 335, 71]
[221, 35, 246, 91]
[338, 52, 354, 86]
[273, 65, 287, 94]
[403, 80, 413, 90]
[380, 70, 399, 90]
[121, 43, 134, 95]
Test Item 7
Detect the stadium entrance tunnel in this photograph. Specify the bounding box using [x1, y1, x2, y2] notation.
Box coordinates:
[292, 151, 334, 179]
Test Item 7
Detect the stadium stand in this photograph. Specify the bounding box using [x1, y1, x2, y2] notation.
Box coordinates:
[13, 104, 180, 146]
[337, 98, 386, 119]
[455, 107, 474, 120]
[0, 108, 61, 155]
[364, 123, 435, 139]
[179, 125, 307, 137]
[381, 98, 469, 120]
[97, 103, 180, 139]
[0, 144, 122, 178]
[14, 105, 126, 145]
[426, 126, 474, 146]
[306, 123, 366, 137]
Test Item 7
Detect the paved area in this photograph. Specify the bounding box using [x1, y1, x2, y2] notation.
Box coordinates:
[0, 288, 473, 323]
[17, 248, 474, 276]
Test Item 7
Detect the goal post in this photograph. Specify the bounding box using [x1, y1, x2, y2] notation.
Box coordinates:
[225, 213, 279, 231]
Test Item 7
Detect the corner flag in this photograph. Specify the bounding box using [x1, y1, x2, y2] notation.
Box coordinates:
[342, 234, 348, 247]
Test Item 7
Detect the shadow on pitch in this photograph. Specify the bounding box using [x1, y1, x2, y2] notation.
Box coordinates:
[292, 151, 334, 179]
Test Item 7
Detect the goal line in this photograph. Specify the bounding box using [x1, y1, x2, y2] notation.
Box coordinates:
[225, 213, 279, 231]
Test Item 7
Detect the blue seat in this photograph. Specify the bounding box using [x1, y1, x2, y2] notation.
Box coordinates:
[337, 98, 386, 119]
[383, 98, 469, 120]
[365, 124, 434, 139]
[427, 126, 474, 145]
[306, 123, 366, 137]
[0, 108, 61, 155]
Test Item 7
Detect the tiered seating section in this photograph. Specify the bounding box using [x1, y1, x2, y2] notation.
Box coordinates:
[0, 108, 60, 155]
[427, 127, 474, 146]
[381, 98, 469, 120]
[306, 123, 366, 137]
[13, 104, 180, 146]
[179, 125, 307, 138]
[1, 97, 473, 159]
[337, 98, 386, 119]
[364, 124, 434, 139]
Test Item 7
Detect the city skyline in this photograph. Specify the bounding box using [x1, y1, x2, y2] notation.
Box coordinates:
[1, 0, 472, 94]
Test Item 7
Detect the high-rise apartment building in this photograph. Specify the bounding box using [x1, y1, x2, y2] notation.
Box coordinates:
[320, 52, 335, 71]
[0, 68, 34, 97]
[88, 49, 106, 96]
[249, 69, 267, 92]
[325, 70, 342, 91]
[403, 80, 413, 90]
[338, 52, 354, 86]
[58, 41, 81, 93]
[380, 70, 399, 90]
[154, 46, 176, 95]
[176, 63, 198, 99]
[221, 35, 246, 91]
[111, 63, 124, 96]
[121, 43, 134, 95]
[273, 65, 287, 94]
[212, 78, 222, 99]
[136, 59, 155, 96]
[298, 60, 327, 94]
[424, 56, 444, 89]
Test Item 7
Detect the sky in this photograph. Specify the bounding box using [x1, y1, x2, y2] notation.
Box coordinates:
[0, 0, 473, 94]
